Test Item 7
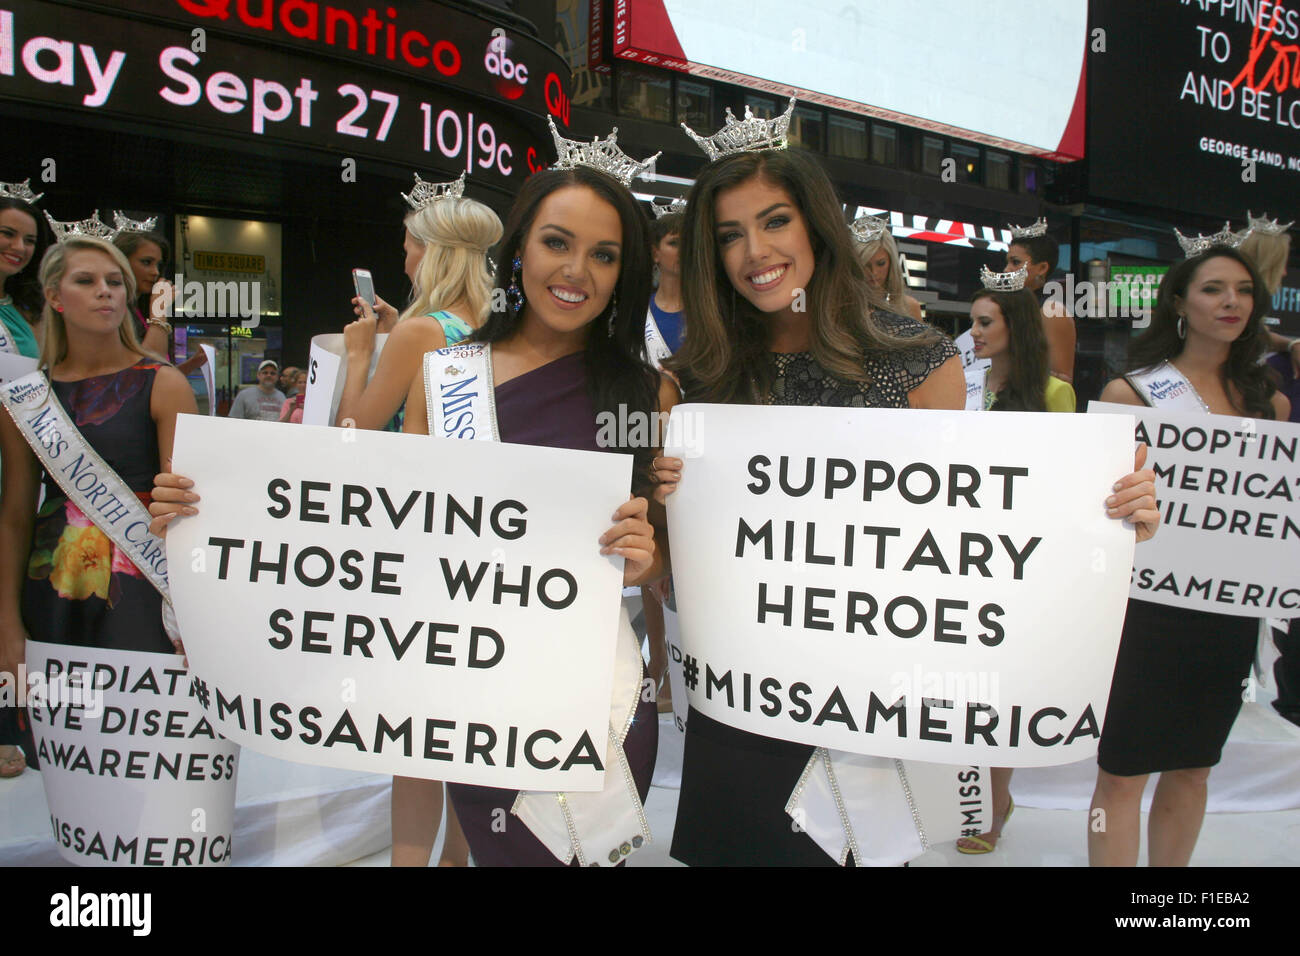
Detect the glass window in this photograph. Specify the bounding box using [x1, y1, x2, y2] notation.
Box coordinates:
[616, 66, 672, 123]
[871, 124, 898, 166]
[952, 143, 981, 184]
[921, 136, 946, 176]
[743, 94, 778, 118]
[789, 106, 824, 152]
[828, 115, 868, 159]
[986, 151, 1012, 190]
[676, 78, 713, 131]
[1022, 162, 1039, 194]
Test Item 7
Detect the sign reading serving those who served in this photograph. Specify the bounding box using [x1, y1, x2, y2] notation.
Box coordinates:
[166, 416, 631, 791]
[25, 642, 239, 867]
[664, 404, 1136, 767]
[1091, 401, 1300, 616]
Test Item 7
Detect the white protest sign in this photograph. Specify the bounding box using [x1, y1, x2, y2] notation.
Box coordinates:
[0, 350, 39, 385]
[199, 344, 216, 416]
[167, 416, 631, 791]
[662, 603, 689, 737]
[25, 641, 239, 867]
[302, 332, 387, 427]
[954, 329, 990, 373]
[1091, 401, 1300, 616]
[664, 403, 1135, 767]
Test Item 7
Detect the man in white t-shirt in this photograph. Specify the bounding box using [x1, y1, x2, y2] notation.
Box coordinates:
[228, 359, 286, 421]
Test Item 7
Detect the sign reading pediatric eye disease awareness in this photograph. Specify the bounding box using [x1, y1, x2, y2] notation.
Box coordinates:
[302, 333, 389, 427]
[24, 641, 239, 867]
[1091, 402, 1300, 616]
[664, 404, 1135, 767]
[166, 416, 630, 791]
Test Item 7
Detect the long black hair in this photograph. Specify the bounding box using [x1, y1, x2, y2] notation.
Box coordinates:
[0, 197, 53, 319]
[1127, 245, 1276, 419]
[476, 166, 660, 481]
[972, 287, 1049, 411]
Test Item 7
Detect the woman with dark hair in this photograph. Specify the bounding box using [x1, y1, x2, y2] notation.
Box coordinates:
[0, 192, 51, 362]
[955, 272, 1075, 855]
[963, 277, 1076, 413]
[1089, 245, 1287, 867]
[645, 209, 686, 365]
[113, 230, 173, 359]
[1006, 225, 1077, 383]
[652, 130, 1158, 866]
[400, 161, 675, 866]
[0, 188, 49, 777]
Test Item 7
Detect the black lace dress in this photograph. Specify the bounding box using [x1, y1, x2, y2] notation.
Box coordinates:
[670, 312, 957, 866]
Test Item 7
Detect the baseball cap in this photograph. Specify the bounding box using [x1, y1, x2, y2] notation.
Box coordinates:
[258, 360, 279, 372]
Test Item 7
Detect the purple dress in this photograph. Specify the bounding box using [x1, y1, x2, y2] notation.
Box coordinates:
[446, 352, 658, 866]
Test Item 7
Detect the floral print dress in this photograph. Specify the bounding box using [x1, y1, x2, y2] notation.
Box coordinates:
[22, 363, 172, 653]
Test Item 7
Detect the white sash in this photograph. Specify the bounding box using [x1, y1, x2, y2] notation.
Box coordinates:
[0, 320, 18, 354]
[644, 309, 673, 370]
[0, 371, 180, 641]
[963, 367, 987, 411]
[1125, 362, 1210, 412]
[423, 343, 652, 866]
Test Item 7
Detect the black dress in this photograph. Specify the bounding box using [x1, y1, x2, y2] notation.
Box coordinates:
[1097, 599, 1257, 775]
[670, 313, 957, 866]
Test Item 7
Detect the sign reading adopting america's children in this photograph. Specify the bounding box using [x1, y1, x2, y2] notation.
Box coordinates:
[664, 404, 1136, 767]
[166, 416, 631, 792]
[1091, 402, 1300, 617]
[25, 642, 239, 867]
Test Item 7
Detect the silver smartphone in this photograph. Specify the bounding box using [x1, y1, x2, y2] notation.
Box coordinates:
[352, 268, 376, 308]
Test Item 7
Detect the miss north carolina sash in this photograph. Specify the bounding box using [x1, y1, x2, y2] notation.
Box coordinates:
[1125, 362, 1210, 412]
[0, 371, 180, 640]
[423, 343, 652, 867]
[644, 310, 673, 371]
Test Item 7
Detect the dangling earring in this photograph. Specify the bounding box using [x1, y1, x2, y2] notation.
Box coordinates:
[607, 294, 618, 337]
[652, 263, 660, 287]
[1177, 313, 1187, 339]
[505, 256, 525, 314]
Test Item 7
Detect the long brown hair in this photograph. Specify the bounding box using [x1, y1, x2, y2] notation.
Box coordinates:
[971, 287, 1049, 411]
[668, 149, 942, 403]
[1127, 246, 1276, 419]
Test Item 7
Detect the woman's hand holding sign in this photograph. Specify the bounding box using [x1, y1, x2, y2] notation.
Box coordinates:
[602, 495, 657, 587]
[1107, 444, 1159, 543]
[148, 463, 199, 536]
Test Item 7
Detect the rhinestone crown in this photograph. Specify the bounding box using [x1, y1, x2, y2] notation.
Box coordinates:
[980, 264, 1028, 292]
[548, 118, 660, 187]
[682, 97, 795, 162]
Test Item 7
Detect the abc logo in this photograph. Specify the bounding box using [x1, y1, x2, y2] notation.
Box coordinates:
[485, 35, 528, 98]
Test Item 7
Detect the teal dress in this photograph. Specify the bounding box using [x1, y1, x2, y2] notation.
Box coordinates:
[0, 297, 39, 358]
[383, 310, 474, 432]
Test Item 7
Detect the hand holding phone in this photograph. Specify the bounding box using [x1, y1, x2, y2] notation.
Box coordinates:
[352, 268, 376, 308]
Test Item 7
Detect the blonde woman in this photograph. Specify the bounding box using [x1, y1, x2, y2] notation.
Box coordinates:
[851, 217, 925, 321]
[332, 183, 501, 867]
[1239, 215, 1298, 377]
[0, 239, 195, 764]
[335, 187, 502, 432]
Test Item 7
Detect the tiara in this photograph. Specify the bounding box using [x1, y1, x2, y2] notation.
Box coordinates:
[682, 96, 795, 162]
[401, 171, 466, 210]
[980, 264, 1028, 292]
[850, 214, 889, 245]
[1008, 218, 1048, 240]
[548, 118, 660, 187]
[112, 211, 158, 234]
[1245, 211, 1294, 236]
[0, 179, 43, 204]
[44, 211, 116, 243]
[1174, 222, 1246, 257]
[650, 197, 687, 219]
